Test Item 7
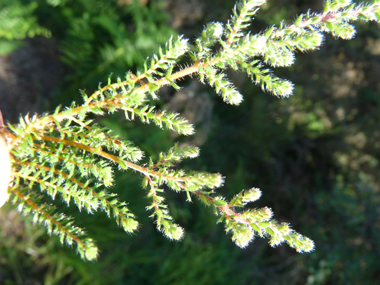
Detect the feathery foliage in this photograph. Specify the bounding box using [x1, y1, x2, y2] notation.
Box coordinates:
[2, 0, 380, 260]
[0, 0, 51, 55]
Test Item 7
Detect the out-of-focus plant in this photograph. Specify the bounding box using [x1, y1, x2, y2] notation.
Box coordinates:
[0, 0, 50, 55]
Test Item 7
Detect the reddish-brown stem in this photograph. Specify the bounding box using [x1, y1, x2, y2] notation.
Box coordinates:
[32, 142, 95, 170]
[278, 9, 362, 35]
[194, 190, 250, 225]
[11, 188, 90, 249]
[20, 161, 132, 222]
[147, 176, 159, 210]
[38, 136, 189, 186]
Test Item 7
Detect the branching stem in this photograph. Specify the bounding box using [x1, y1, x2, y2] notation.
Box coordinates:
[194, 190, 250, 224]
[38, 136, 190, 185]
[11, 188, 92, 250]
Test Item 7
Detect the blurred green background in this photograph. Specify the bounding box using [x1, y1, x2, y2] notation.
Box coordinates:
[1, 0, 380, 284]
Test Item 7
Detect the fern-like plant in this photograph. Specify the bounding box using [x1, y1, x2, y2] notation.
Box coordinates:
[0, 0, 51, 55]
[1, 0, 380, 260]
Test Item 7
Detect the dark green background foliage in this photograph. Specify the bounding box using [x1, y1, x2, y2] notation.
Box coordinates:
[1, 0, 380, 284]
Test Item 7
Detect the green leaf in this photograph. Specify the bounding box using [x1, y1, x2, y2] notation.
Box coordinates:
[294, 15, 303, 26]
[149, 84, 159, 92]
[214, 199, 227, 206]
[118, 160, 128, 170]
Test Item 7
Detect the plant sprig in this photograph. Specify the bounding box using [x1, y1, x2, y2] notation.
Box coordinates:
[4, 0, 380, 260]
